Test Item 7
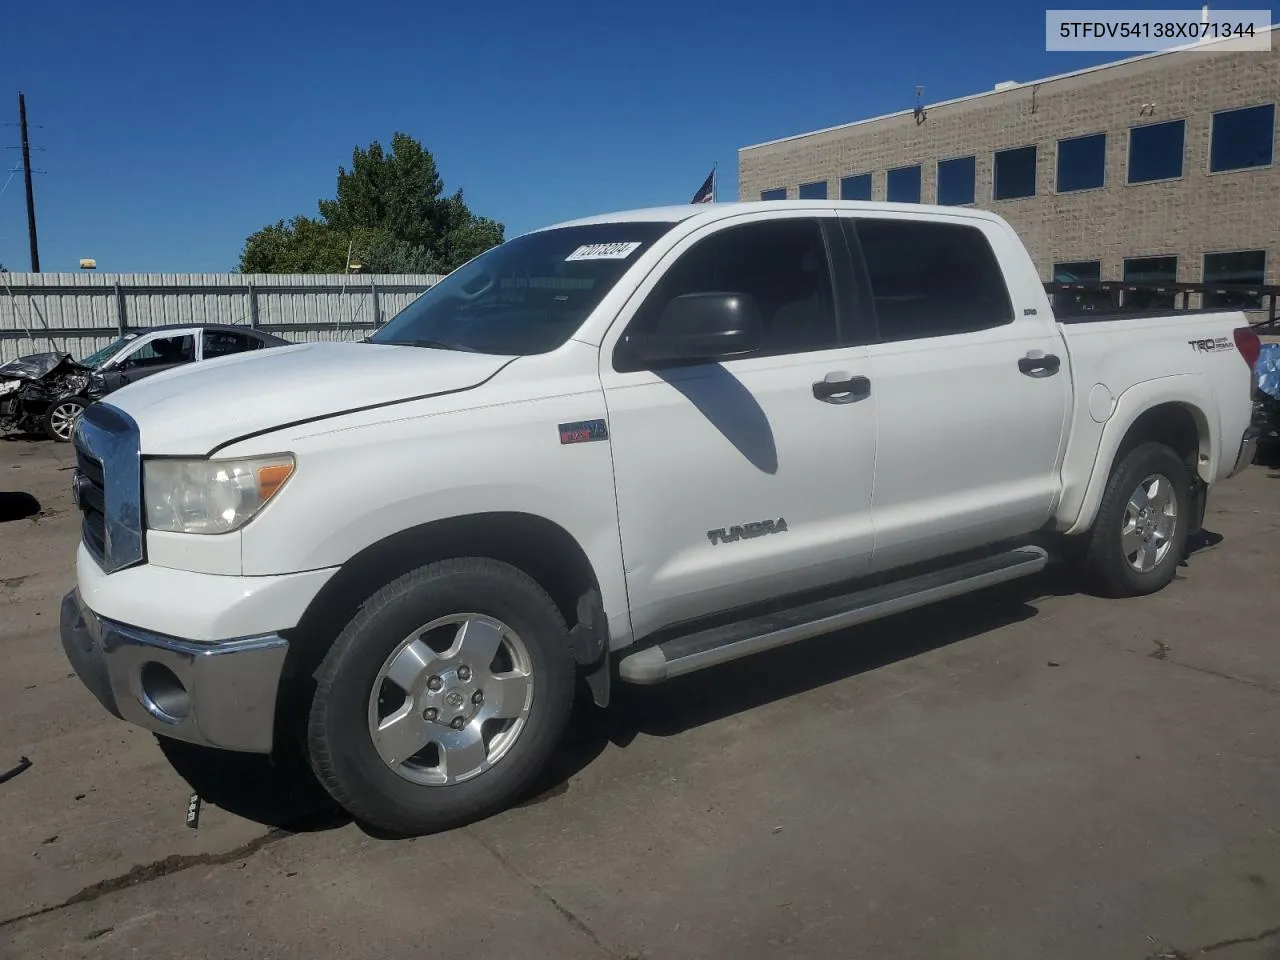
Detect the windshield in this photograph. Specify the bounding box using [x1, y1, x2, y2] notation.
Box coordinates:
[80, 336, 136, 369]
[370, 222, 676, 355]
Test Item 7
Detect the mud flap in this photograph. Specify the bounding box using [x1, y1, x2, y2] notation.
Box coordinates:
[1187, 479, 1207, 537]
[568, 589, 610, 708]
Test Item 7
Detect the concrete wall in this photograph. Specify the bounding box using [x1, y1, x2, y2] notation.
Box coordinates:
[0, 272, 442, 362]
[738, 34, 1280, 286]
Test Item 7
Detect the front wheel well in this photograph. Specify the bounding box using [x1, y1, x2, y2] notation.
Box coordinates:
[281, 513, 604, 689]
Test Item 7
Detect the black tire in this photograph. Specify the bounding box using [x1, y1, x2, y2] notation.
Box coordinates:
[42, 396, 87, 443]
[1076, 441, 1191, 598]
[307, 558, 575, 836]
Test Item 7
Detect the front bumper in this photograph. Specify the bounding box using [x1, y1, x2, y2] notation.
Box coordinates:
[1229, 426, 1261, 478]
[60, 589, 288, 753]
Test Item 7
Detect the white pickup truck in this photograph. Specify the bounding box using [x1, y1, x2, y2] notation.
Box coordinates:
[60, 201, 1260, 835]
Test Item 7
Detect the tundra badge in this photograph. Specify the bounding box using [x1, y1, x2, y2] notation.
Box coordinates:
[707, 518, 789, 546]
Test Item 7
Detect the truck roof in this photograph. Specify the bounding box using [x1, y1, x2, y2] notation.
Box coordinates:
[539, 200, 1010, 231]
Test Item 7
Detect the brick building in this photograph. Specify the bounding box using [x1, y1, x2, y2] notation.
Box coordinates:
[737, 29, 1279, 304]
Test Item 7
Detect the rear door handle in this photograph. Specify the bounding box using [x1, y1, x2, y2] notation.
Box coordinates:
[1018, 352, 1061, 377]
[813, 372, 871, 404]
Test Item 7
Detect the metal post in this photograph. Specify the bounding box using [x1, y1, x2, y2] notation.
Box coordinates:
[114, 282, 127, 337]
[370, 279, 380, 327]
[247, 281, 259, 329]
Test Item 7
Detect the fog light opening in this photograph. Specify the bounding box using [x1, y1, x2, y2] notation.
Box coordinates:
[139, 662, 190, 723]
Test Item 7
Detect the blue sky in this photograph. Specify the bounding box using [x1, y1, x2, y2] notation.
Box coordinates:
[1, 0, 1179, 273]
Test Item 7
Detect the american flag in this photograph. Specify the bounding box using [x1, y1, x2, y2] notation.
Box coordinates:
[691, 166, 716, 204]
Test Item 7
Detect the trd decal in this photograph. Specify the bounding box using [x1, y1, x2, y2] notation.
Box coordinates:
[1188, 336, 1233, 353]
[707, 518, 789, 545]
[559, 419, 609, 444]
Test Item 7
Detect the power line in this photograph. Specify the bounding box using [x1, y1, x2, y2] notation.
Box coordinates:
[0, 166, 18, 202]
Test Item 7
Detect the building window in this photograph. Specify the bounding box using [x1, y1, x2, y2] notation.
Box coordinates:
[1204, 250, 1267, 309]
[886, 165, 921, 203]
[936, 156, 976, 205]
[1210, 104, 1275, 172]
[798, 180, 828, 200]
[855, 218, 1013, 341]
[761, 188, 787, 200]
[1128, 119, 1185, 183]
[993, 145, 1037, 200]
[1057, 133, 1106, 192]
[840, 173, 872, 200]
[1123, 255, 1178, 309]
[1053, 260, 1101, 283]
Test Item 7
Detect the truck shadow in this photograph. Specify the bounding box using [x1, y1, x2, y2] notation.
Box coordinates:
[588, 535, 1222, 750]
[527, 560, 1185, 807]
[543, 572, 1076, 770]
[156, 736, 349, 832]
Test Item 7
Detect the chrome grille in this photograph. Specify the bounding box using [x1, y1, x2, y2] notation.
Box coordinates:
[74, 446, 108, 562]
[72, 404, 144, 573]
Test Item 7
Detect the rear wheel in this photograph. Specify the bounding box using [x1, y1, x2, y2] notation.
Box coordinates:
[1077, 441, 1191, 597]
[43, 397, 86, 442]
[307, 558, 575, 836]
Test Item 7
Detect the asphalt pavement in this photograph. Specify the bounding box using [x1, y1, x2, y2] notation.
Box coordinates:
[2, 434, 1278, 959]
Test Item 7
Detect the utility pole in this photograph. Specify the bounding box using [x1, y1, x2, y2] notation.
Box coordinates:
[18, 92, 40, 272]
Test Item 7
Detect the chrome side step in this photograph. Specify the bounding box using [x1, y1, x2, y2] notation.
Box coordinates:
[617, 546, 1048, 685]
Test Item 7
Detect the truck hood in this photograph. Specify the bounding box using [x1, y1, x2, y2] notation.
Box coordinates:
[104, 341, 515, 454]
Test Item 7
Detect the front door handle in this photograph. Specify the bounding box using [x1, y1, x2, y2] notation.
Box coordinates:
[1018, 352, 1061, 377]
[813, 373, 871, 404]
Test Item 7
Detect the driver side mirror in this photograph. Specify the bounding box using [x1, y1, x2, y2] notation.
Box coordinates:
[634, 292, 763, 367]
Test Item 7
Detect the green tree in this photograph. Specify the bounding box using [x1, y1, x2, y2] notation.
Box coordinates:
[239, 133, 503, 275]
[239, 216, 351, 273]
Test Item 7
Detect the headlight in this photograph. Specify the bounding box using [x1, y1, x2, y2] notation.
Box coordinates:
[144, 455, 295, 534]
[0, 380, 20, 398]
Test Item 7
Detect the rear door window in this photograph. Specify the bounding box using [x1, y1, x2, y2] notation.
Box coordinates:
[853, 219, 1014, 342]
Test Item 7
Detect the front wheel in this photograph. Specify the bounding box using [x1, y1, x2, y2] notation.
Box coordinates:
[307, 558, 575, 836]
[1076, 441, 1192, 598]
[43, 397, 87, 442]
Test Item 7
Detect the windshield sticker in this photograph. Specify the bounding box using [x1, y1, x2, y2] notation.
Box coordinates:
[565, 242, 642, 262]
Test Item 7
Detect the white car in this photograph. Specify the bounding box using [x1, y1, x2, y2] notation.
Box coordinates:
[59, 201, 1260, 835]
